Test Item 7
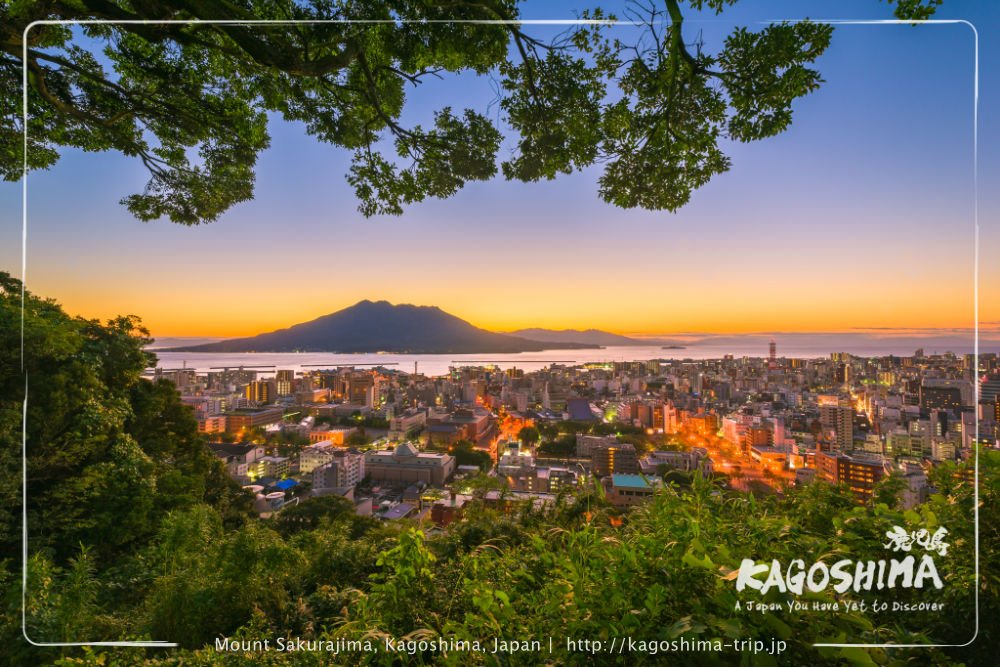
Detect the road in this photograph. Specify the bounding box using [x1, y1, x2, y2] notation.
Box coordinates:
[680, 431, 794, 493]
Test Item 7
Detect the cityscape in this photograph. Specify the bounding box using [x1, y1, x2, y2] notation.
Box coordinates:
[3, 0, 998, 662]
[152, 340, 996, 521]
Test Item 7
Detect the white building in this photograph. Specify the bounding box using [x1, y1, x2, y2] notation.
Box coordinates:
[640, 449, 714, 476]
[299, 440, 339, 474]
[498, 442, 535, 476]
[312, 448, 366, 490]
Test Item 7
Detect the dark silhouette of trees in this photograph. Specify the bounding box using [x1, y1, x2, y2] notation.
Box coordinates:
[2, 0, 937, 223]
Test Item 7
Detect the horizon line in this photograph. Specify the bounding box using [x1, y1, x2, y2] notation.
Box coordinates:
[147, 327, 1000, 341]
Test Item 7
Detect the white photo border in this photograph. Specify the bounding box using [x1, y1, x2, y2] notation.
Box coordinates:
[18, 16, 980, 650]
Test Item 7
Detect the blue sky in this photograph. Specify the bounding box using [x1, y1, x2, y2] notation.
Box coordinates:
[1, 0, 997, 339]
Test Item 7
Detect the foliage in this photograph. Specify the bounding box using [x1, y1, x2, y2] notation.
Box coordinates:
[517, 426, 539, 445]
[537, 434, 577, 457]
[6, 0, 941, 223]
[5, 436, 996, 665]
[535, 419, 653, 457]
[661, 467, 694, 487]
[0, 272, 251, 566]
[274, 494, 377, 539]
[17, 455, 986, 666]
[455, 473, 505, 498]
[447, 440, 493, 471]
[339, 415, 390, 429]
[346, 430, 370, 447]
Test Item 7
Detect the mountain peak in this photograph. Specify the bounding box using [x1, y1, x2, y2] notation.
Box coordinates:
[164, 301, 594, 354]
[349, 299, 436, 312]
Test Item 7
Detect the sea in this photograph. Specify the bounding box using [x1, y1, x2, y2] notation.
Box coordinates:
[149, 332, 997, 378]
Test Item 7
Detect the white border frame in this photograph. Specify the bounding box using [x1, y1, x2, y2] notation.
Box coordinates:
[19, 16, 979, 651]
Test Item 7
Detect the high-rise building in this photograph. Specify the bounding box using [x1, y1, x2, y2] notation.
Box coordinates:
[963, 353, 977, 378]
[590, 442, 640, 477]
[820, 404, 853, 451]
[742, 424, 773, 452]
[348, 372, 378, 406]
[276, 369, 295, 397]
[921, 385, 962, 411]
[981, 373, 1000, 404]
[887, 429, 928, 458]
[245, 379, 275, 403]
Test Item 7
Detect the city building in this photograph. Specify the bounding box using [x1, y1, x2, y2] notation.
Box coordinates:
[225, 407, 284, 431]
[819, 404, 853, 451]
[389, 408, 427, 438]
[207, 442, 264, 482]
[249, 455, 291, 481]
[590, 441, 640, 477]
[604, 474, 661, 508]
[299, 440, 339, 474]
[245, 380, 276, 403]
[276, 370, 295, 397]
[431, 493, 473, 527]
[197, 415, 227, 434]
[365, 443, 456, 486]
[814, 450, 886, 502]
[576, 434, 617, 458]
[565, 397, 599, 422]
[308, 427, 358, 445]
[640, 449, 713, 476]
[497, 441, 535, 476]
[312, 448, 366, 490]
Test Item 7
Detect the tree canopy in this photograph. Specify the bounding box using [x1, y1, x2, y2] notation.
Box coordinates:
[1, 0, 938, 224]
[0, 271, 251, 566]
[518, 425, 540, 444]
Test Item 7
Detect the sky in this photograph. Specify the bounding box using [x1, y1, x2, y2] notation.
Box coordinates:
[1, 0, 998, 340]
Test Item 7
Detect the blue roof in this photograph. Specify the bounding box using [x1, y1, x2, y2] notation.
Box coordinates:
[611, 474, 650, 489]
[566, 398, 598, 421]
[274, 478, 297, 490]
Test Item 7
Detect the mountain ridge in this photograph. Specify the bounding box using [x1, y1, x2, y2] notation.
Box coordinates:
[507, 327, 647, 347]
[164, 300, 596, 354]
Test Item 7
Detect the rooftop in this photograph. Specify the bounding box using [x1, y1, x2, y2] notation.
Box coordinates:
[611, 473, 652, 489]
[380, 503, 415, 520]
[207, 442, 257, 457]
[566, 398, 599, 421]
